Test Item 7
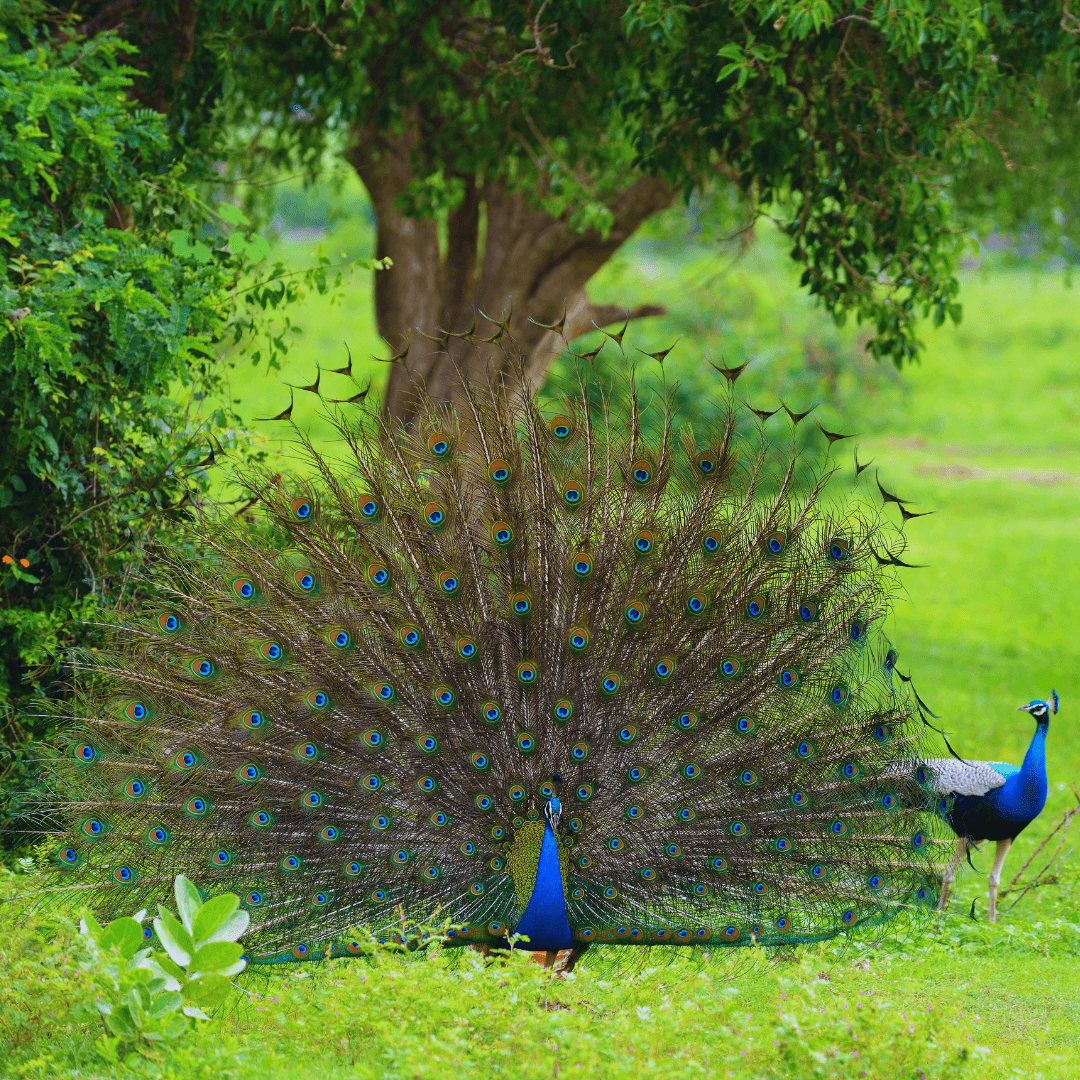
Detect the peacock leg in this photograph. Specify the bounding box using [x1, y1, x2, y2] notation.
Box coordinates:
[939, 837, 967, 912]
[556, 945, 590, 974]
[987, 838, 1012, 923]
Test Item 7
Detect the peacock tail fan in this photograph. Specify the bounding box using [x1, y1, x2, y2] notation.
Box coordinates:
[40, 357, 943, 962]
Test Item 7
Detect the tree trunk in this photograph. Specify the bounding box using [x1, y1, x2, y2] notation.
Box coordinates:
[348, 124, 674, 425]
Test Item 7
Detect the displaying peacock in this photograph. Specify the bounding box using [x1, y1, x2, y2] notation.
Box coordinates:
[45, 358, 943, 966]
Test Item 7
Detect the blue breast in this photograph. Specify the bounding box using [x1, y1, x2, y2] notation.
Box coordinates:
[512, 824, 574, 952]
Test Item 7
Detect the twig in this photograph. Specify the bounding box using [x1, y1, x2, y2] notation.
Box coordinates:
[999, 783, 1080, 910]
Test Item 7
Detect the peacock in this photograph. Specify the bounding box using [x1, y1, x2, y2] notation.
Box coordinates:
[44, 356, 944, 967]
[929, 692, 1056, 923]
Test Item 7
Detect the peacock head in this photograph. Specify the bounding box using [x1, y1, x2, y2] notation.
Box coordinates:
[544, 796, 562, 831]
[1018, 691, 1058, 727]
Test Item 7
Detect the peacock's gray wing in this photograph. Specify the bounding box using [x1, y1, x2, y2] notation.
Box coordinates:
[921, 758, 1012, 797]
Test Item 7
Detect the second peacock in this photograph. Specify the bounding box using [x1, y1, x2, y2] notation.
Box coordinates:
[48, 362, 942, 962]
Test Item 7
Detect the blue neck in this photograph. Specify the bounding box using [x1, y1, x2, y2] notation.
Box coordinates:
[512, 823, 574, 952]
[997, 720, 1048, 821]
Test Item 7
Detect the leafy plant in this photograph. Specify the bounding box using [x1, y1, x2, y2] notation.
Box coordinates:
[79, 874, 248, 1064]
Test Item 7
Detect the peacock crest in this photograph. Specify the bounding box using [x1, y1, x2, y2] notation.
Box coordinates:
[46, 360, 941, 960]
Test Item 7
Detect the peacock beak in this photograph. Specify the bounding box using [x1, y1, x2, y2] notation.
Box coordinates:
[1017, 704, 1033, 713]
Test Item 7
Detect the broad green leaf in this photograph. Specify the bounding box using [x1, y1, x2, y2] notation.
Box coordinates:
[99, 917, 145, 959]
[188, 940, 243, 974]
[217, 202, 250, 227]
[199, 907, 250, 944]
[191, 893, 239, 943]
[182, 972, 232, 1008]
[174, 875, 202, 933]
[154, 909, 194, 966]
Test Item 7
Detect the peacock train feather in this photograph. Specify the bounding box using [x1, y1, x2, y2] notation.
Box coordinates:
[42, 359, 942, 963]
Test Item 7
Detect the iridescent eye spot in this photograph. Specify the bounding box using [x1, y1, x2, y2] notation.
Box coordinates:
[842, 762, 858, 778]
[776, 916, 790, 930]
[508, 785, 526, 803]
[157, 612, 181, 633]
[625, 805, 642, 820]
[799, 602, 818, 623]
[730, 821, 745, 835]
[247, 891, 264, 906]
[471, 754, 490, 772]
[75, 743, 96, 763]
[640, 868, 655, 881]
[398, 625, 421, 649]
[569, 627, 590, 651]
[373, 682, 395, 703]
[212, 850, 231, 867]
[851, 620, 865, 642]
[624, 602, 645, 624]
[427, 433, 450, 457]
[186, 797, 207, 815]
[779, 668, 800, 688]
[811, 864, 826, 878]
[720, 658, 742, 679]
[618, 725, 637, 745]
[695, 450, 717, 475]
[562, 483, 583, 505]
[678, 807, 695, 822]
[294, 570, 315, 591]
[575, 784, 593, 802]
[233, 578, 255, 600]
[882, 793, 895, 809]
[241, 709, 264, 730]
[740, 770, 758, 785]
[572, 556, 593, 578]
[175, 750, 198, 770]
[489, 460, 511, 484]
[832, 686, 849, 706]
[753, 882, 766, 894]
[113, 867, 134, 884]
[301, 790, 322, 808]
[832, 820, 849, 836]
[553, 699, 573, 723]
[360, 497, 378, 518]
[549, 415, 573, 440]
[735, 716, 755, 734]
[490, 521, 513, 546]
[608, 838, 626, 852]
[601, 672, 622, 695]
[792, 791, 807, 805]
[568, 817, 583, 833]
[677, 712, 699, 730]
[539, 782, 555, 798]
[571, 741, 589, 761]
[460, 841, 477, 855]
[367, 563, 390, 588]
[684, 763, 701, 780]
[424, 502, 446, 528]
[874, 724, 890, 742]
[776, 838, 790, 851]
[711, 857, 728, 872]
[916, 765, 929, 784]
[631, 459, 652, 485]
[764, 531, 786, 555]
[917, 887, 929, 901]
[634, 530, 653, 555]
[511, 592, 532, 616]
[291, 497, 313, 520]
[686, 592, 707, 615]
[417, 734, 440, 754]
[371, 889, 387, 902]
[361, 729, 383, 749]
[796, 741, 813, 758]
[829, 539, 850, 561]
[251, 811, 271, 828]
[702, 530, 722, 554]
[415, 775, 436, 793]
[58, 847, 80, 866]
[332, 630, 350, 648]
[516, 660, 537, 685]
[482, 701, 502, 725]
[371, 814, 390, 830]
[626, 765, 646, 782]
[439, 570, 459, 593]
[190, 658, 213, 679]
[124, 777, 145, 798]
[842, 910, 854, 924]
[746, 597, 764, 618]
[654, 658, 674, 680]
[124, 700, 148, 723]
[912, 832, 926, 848]
[517, 732, 536, 753]
[82, 818, 104, 837]
[434, 685, 457, 707]
[470, 882, 485, 896]
[259, 640, 283, 662]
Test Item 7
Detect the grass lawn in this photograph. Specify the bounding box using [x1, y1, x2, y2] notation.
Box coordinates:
[5, 205, 1079, 1078]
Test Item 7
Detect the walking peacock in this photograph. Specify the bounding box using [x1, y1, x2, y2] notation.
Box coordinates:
[46, 358, 943, 966]
[929, 692, 1056, 923]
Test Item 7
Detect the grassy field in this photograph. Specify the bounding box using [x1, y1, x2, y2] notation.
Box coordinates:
[5, 199, 1080, 1078]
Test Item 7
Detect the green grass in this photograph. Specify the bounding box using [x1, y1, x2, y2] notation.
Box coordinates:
[10, 205, 1080, 1078]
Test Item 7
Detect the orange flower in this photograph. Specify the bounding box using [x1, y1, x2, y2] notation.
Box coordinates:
[1, 555, 11, 565]
[19, 558, 29, 568]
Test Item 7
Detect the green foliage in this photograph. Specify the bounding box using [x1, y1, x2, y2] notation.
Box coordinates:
[169, 0, 1075, 364]
[0, 7, 367, 740]
[78, 874, 249, 1064]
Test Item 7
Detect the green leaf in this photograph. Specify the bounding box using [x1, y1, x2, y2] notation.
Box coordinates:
[174, 874, 202, 933]
[99, 917, 145, 959]
[188, 940, 243, 974]
[191, 893, 239, 943]
[154, 909, 194, 966]
[217, 202, 250, 227]
[182, 972, 232, 1009]
[199, 907, 250, 945]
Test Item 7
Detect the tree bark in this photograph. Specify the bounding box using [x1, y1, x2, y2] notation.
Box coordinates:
[348, 124, 674, 425]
